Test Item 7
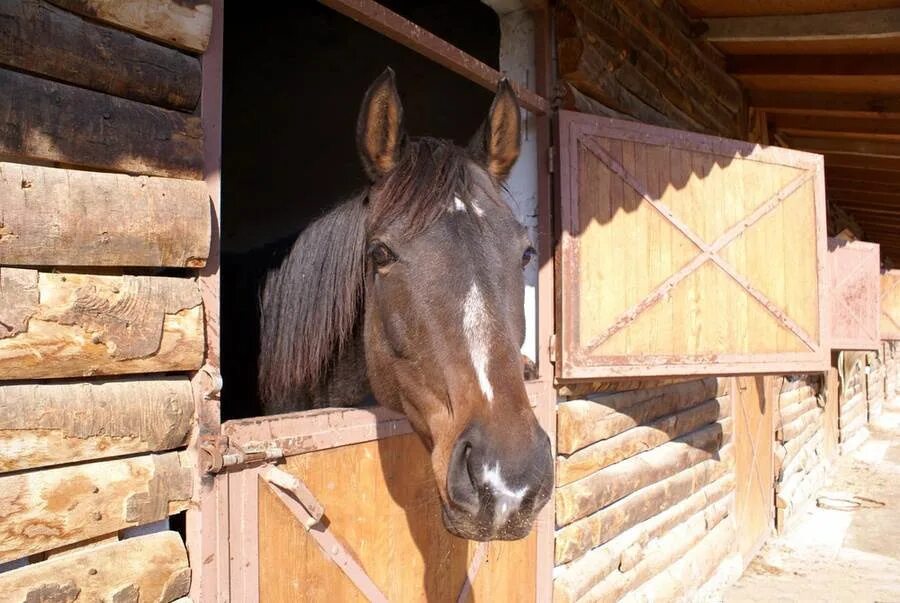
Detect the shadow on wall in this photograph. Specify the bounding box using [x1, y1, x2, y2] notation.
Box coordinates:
[220, 0, 499, 420]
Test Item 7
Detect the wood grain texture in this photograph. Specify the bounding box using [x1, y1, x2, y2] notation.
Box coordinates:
[557, 393, 730, 485]
[555, 448, 733, 566]
[259, 433, 535, 602]
[0, 68, 203, 179]
[47, 0, 212, 53]
[557, 378, 721, 454]
[556, 419, 732, 527]
[0, 162, 210, 267]
[0, 531, 189, 602]
[0, 270, 204, 380]
[0, 0, 201, 110]
[880, 270, 900, 339]
[0, 451, 191, 562]
[0, 376, 194, 473]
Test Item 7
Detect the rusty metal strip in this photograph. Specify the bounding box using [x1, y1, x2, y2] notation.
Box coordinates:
[318, 0, 549, 115]
[456, 541, 490, 603]
[579, 136, 818, 353]
[261, 472, 388, 603]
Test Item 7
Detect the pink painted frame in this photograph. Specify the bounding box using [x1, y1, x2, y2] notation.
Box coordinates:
[556, 110, 831, 380]
[826, 238, 881, 350]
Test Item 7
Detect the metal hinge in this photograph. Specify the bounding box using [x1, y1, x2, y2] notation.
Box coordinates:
[547, 146, 555, 173]
[198, 435, 284, 474]
[549, 332, 557, 364]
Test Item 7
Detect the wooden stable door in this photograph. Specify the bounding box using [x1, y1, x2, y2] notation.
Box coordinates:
[733, 376, 774, 565]
[220, 408, 538, 602]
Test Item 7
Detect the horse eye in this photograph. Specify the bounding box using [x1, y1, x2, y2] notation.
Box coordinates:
[522, 246, 537, 269]
[368, 242, 396, 269]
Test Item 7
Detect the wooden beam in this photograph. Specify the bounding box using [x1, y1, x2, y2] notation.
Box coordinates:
[703, 9, 900, 43]
[0, 376, 194, 473]
[0, 451, 191, 562]
[737, 74, 900, 95]
[0, 162, 210, 267]
[680, 1, 900, 19]
[0, 0, 201, 111]
[773, 115, 900, 138]
[828, 189, 900, 206]
[0, 269, 204, 380]
[0, 69, 202, 179]
[788, 135, 900, 158]
[47, 0, 212, 53]
[829, 178, 900, 195]
[827, 166, 900, 184]
[728, 54, 900, 76]
[751, 90, 900, 119]
[318, 0, 548, 115]
[0, 532, 190, 602]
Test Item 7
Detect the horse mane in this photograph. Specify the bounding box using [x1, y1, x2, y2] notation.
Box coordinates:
[259, 137, 480, 408]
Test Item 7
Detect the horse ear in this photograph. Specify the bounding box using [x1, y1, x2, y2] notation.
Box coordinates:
[469, 78, 521, 181]
[357, 67, 407, 181]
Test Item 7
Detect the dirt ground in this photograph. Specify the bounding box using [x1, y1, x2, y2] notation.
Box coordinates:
[721, 402, 900, 603]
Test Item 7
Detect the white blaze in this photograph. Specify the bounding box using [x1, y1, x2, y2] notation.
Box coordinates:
[452, 196, 467, 212]
[463, 281, 494, 402]
[482, 462, 528, 527]
[470, 198, 486, 217]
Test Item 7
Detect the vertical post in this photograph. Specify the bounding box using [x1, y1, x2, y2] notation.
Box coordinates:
[188, 1, 227, 600]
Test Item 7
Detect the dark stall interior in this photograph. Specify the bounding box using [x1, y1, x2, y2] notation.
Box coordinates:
[220, 1, 501, 419]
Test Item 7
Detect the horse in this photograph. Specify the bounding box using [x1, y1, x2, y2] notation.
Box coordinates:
[258, 68, 553, 541]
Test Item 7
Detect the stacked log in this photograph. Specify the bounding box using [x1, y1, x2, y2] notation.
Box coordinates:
[555, 0, 744, 139]
[554, 378, 735, 602]
[885, 342, 900, 409]
[865, 351, 886, 420]
[0, 0, 212, 597]
[840, 353, 870, 454]
[772, 377, 828, 533]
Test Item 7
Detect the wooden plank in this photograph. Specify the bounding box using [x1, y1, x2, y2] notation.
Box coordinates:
[824, 153, 900, 172]
[729, 54, 900, 77]
[703, 10, 900, 44]
[0, 451, 191, 562]
[776, 115, 900, 140]
[47, 0, 212, 53]
[0, 162, 210, 267]
[556, 419, 731, 526]
[554, 450, 733, 567]
[738, 74, 900, 95]
[681, 0, 900, 18]
[882, 270, 900, 339]
[319, 0, 547, 115]
[557, 379, 720, 455]
[827, 239, 881, 350]
[0, 68, 202, 179]
[828, 179, 900, 195]
[750, 90, 900, 119]
[0, 0, 201, 111]
[827, 167, 900, 185]
[787, 135, 900, 158]
[0, 270, 204, 380]
[0, 376, 194, 473]
[557, 394, 729, 486]
[0, 531, 189, 602]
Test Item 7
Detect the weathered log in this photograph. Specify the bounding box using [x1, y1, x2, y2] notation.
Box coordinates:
[0, 0, 201, 111]
[781, 406, 822, 442]
[555, 446, 734, 565]
[47, 0, 212, 53]
[841, 425, 869, 454]
[0, 269, 204, 380]
[0, 376, 194, 473]
[556, 419, 731, 526]
[557, 394, 729, 486]
[0, 451, 191, 562]
[840, 392, 865, 424]
[777, 390, 818, 427]
[782, 420, 820, 470]
[840, 409, 868, 440]
[579, 493, 733, 603]
[620, 515, 737, 603]
[0, 531, 189, 601]
[555, 81, 635, 122]
[869, 397, 884, 419]
[0, 68, 202, 179]
[779, 430, 823, 483]
[841, 395, 868, 429]
[0, 162, 210, 267]
[557, 378, 720, 454]
[554, 472, 734, 602]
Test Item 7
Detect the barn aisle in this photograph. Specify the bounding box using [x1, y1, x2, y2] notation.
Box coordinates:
[721, 403, 900, 602]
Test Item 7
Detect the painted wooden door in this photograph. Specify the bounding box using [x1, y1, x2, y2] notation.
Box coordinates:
[220, 408, 539, 602]
[556, 111, 829, 379]
[880, 270, 900, 340]
[733, 376, 774, 565]
[826, 238, 880, 350]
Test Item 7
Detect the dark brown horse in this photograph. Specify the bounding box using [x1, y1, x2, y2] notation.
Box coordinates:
[259, 69, 552, 541]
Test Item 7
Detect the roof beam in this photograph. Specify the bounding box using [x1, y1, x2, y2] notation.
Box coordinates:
[728, 54, 900, 76]
[773, 114, 900, 138]
[750, 91, 900, 119]
[703, 9, 900, 43]
[827, 178, 900, 194]
[823, 153, 900, 172]
[787, 135, 900, 158]
[826, 166, 900, 184]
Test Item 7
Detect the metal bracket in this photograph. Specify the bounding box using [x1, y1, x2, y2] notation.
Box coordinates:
[198, 435, 284, 474]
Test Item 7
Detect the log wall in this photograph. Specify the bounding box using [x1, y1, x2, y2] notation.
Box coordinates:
[866, 350, 886, 420]
[556, 0, 745, 138]
[885, 342, 900, 408]
[554, 378, 737, 602]
[0, 1, 212, 597]
[839, 352, 870, 454]
[772, 377, 828, 533]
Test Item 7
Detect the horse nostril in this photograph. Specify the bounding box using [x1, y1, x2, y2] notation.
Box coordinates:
[447, 438, 480, 515]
